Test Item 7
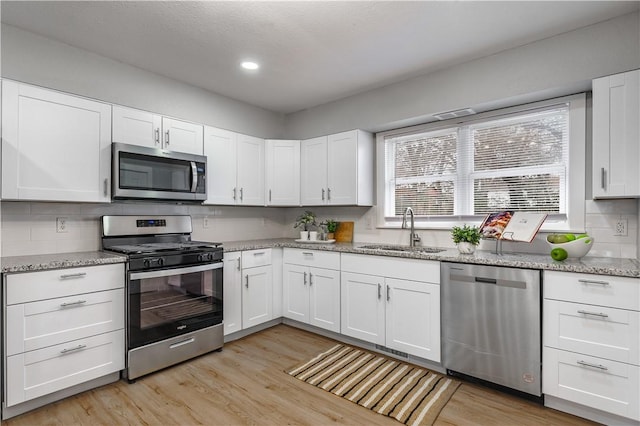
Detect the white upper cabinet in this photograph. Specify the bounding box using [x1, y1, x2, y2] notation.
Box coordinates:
[265, 139, 300, 206]
[204, 126, 265, 206]
[237, 134, 266, 206]
[592, 69, 640, 198]
[205, 126, 237, 205]
[2, 80, 111, 203]
[301, 129, 373, 206]
[112, 105, 203, 155]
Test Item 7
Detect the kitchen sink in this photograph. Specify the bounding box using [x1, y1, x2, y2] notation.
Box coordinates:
[358, 244, 445, 253]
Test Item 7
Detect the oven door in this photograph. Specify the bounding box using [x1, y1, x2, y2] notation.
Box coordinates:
[128, 262, 223, 349]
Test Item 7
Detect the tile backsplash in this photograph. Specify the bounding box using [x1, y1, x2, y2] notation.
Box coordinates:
[0, 202, 291, 257]
[1, 199, 638, 259]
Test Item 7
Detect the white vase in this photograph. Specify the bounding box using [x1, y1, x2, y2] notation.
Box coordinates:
[299, 231, 309, 241]
[309, 231, 318, 241]
[457, 241, 476, 254]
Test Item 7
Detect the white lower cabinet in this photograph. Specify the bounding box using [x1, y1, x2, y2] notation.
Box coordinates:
[223, 252, 243, 335]
[543, 270, 640, 421]
[223, 249, 274, 335]
[340, 254, 440, 362]
[3, 263, 126, 410]
[283, 249, 341, 333]
[6, 330, 124, 407]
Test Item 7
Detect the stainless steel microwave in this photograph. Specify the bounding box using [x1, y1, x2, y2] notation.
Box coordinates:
[112, 143, 207, 202]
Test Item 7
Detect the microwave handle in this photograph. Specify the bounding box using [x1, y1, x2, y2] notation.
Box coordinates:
[190, 162, 198, 192]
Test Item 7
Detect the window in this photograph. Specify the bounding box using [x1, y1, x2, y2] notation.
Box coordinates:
[377, 94, 586, 231]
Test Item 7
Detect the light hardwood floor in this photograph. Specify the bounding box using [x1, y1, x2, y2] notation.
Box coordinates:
[5, 325, 596, 425]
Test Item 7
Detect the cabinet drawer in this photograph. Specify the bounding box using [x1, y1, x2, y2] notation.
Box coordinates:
[6, 263, 125, 305]
[544, 271, 640, 311]
[544, 299, 639, 365]
[241, 249, 272, 269]
[341, 253, 439, 283]
[6, 329, 125, 407]
[543, 347, 639, 420]
[6, 288, 125, 356]
[283, 248, 340, 270]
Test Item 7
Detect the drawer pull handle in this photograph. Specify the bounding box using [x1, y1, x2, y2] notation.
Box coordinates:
[577, 360, 608, 371]
[245, 275, 249, 288]
[302, 252, 314, 256]
[253, 252, 265, 256]
[378, 283, 382, 300]
[60, 344, 87, 355]
[170, 337, 195, 349]
[59, 272, 87, 280]
[309, 272, 313, 286]
[578, 279, 610, 286]
[304, 272, 307, 286]
[60, 300, 87, 308]
[577, 310, 609, 318]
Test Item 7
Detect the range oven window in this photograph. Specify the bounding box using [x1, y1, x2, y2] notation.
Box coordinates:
[128, 263, 223, 348]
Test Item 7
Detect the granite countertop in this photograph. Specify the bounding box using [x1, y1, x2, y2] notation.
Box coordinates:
[1, 251, 127, 274]
[2, 239, 637, 277]
[222, 238, 640, 278]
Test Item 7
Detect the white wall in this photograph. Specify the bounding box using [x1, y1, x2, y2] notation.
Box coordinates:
[284, 12, 640, 139]
[1, 202, 290, 257]
[1, 24, 285, 139]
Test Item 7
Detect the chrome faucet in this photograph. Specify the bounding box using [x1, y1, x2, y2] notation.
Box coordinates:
[401, 207, 421, 247]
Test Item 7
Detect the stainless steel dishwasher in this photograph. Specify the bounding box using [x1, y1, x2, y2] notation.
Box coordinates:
[441, 262, 541, 397]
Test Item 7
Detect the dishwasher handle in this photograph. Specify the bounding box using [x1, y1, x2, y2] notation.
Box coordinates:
[450, 273, 527, 289]
[475, 277, 497, 284]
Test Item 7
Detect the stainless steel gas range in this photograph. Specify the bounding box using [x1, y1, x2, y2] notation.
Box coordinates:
[101, 215, 223, 381]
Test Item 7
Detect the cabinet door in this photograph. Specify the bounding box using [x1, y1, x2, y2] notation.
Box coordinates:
[223, 252, 242, 336]
[237, 134, 265, 205]
[283, 264, 309, 323]
[301, 136, 328, 205]
[543, 347, 640, 421]
[242, 265, 273, 329]
[6, 329, 124, 407]
[327, 130, 358, 205]
[6, 288, 125, 356]
[2, 81, 111, 202]
[309, 267, 341, 333]
[385, 278, 441, 361]
[340, 272, 385, 345]
[112, 105, 161, 149]
[204, 126, 237, 205]
[592, 70, 640, 198]
[265, 139, 300, 206]
[162, 117, 204, 155]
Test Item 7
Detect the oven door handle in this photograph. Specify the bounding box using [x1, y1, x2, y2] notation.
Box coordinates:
[130, 262, 222, 280]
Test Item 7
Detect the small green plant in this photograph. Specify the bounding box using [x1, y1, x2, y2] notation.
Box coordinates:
[294, 210, 317, 231]
[320, 219, 338, 233]
[451, 225, 482, 245]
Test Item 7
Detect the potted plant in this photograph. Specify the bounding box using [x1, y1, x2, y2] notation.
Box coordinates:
[451, 224, 482, 254]
[294, 210, 317, 240]
[320, 219, 339, 240]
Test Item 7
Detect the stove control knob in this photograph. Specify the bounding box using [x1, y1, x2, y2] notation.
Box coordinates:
[143, 259, 150, 268]
[157, 258, 164, 267]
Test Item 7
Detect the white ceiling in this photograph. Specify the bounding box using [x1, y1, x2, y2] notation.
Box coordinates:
[2, 1, 639, 114]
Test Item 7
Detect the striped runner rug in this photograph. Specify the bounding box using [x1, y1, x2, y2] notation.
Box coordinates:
[287, 344, 460, 426]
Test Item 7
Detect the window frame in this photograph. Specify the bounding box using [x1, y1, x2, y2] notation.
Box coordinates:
[375, 93, 586, 232]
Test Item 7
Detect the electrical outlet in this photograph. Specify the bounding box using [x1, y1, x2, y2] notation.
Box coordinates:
[56, 217, 68, 233]
[614, 218, 628, 236]
[203, 217, 210, 229]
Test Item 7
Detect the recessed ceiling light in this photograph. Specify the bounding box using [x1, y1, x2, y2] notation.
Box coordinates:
[241, 61, 259, 70]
